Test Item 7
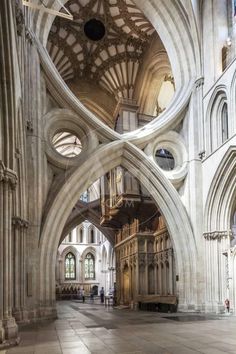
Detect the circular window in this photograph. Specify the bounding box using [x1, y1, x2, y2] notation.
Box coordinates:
[52, 131, 82, 158]
[84, 18, 105, 41]
[155, 149, 175, 171]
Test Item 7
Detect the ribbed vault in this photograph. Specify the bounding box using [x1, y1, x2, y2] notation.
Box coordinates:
[46, 0, 172, 124]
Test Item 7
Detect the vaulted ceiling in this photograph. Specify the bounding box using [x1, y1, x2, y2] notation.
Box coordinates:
[47, 0, 171, 125]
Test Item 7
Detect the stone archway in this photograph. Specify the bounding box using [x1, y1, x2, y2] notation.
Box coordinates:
[203, 146, 236, 312]
[204, 146, 236, 233]
[38, 141, 198, 317]
[61, 206, 115, 246]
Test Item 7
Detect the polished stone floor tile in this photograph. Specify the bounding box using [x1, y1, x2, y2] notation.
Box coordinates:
[4, 301, 236, 354]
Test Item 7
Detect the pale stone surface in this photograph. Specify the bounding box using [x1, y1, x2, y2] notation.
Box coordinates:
[1, 0, 236, 349]
[4, 302, 236, 354]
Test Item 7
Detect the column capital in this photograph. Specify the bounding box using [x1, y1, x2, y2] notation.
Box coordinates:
[0, 161, 18, 189]
[12, 217, 29, 229]
[203, 231, 231, 240]
[195, 76, 204, 89]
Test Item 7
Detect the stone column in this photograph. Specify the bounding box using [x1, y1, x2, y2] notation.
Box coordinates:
[168, 249, 174, 295]
[0, 162, 19, 347]
[204, 231, 231, 313]
[116, 264, 121, 304]
[12, 217, 28, 322]
[154, 260, 158, 294]
[159, 261, 163, 295]
[228, 246, 236, 313]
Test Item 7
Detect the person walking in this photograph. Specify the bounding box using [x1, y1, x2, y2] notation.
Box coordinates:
[100, 287, 104, 303]
[225, 298, 230, 313]
[81, 288, 85, 303]
[90, 289, 94, 303]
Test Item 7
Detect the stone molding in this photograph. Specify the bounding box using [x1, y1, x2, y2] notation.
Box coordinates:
[0, 162, 18, 189]
[25, 28, 34, 45]
[36, 35, 193, 145]
[26, 120, 33, 132]
[195, 76, 204, 89]
[15, 1, 24, 36]
[12, 216, 29, 229]
[203, 231, 231, 240]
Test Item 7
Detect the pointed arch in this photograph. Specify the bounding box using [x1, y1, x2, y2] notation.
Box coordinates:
[204, 146, 236, 232]
[205, 86, 228, 154]
[38, 141, 198, 312]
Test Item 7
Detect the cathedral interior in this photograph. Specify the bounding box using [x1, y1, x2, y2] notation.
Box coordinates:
[1, 0, 236, 352]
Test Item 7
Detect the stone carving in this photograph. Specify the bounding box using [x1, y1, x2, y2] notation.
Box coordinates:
[195, 76, 204, 89]
[25, 28, 34, 45]
[138, 254, 146, 266]
[204, 231, 230, 240]
[0, 162, 18, 189]
[12, 216, 29, 229]
[15, 1, 24, 36]
[26, 120, 33, 132]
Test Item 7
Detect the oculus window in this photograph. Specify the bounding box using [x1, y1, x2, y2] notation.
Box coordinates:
[52, 131, 82, 158]
[155, 149, 175, 171]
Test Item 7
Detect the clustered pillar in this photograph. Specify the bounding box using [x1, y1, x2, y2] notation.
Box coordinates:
[204, 231, 231, 313]
[0, 162, 19, 347]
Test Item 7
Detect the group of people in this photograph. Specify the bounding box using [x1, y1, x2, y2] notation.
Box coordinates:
[77, 287, 105, 303]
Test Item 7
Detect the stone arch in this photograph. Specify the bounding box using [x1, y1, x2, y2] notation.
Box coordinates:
[135, 48, 172, 116]
[205, 86, 228, 154]
[60, 208, 115, 246]
[229, 68, 236, 135]
[32, 1, 199, 148]
[204, 146, 236, 233]
[81, 246, 96, 261]
[60, 245, 80, 259]
[38, 141, 198, 312]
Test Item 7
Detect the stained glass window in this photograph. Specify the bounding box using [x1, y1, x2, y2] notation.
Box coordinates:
[65, 252, 76, 280]
[85, 253, 95, 279]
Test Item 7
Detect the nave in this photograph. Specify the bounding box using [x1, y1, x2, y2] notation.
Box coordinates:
[3, 301, 236, 354]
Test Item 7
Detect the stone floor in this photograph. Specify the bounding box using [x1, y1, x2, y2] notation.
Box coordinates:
[1, 301, 236, 354]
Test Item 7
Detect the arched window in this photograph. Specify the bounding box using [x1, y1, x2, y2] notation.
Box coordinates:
[80, 228, 83, 243]
[65, 252, 76, 280]
[90, 228, 94, 243]
[221, 103, 228, 143]
[209, 91, 227, 153]
[84, 253, 95, 279]
[68, 232, 72, 242]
